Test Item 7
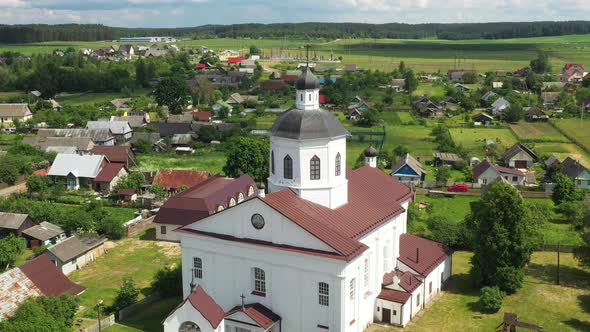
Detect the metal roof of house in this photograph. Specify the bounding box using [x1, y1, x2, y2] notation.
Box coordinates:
[48, 153, 105, 178]
[22, 222, 64, 241]
[0, 212, 30, 230]
[392, 154, 427, 176]
[502, 143, 538, 161]
[226, 303, 281, 330]
[561, 157, 589, 179]
[492, 97, 510, 110]
[86, 121, 132, 135]
[152, 169, 211, 190]
[0, 104, 32, 118]
[46, 236, 107, 263]
[398, 233, 449, 276]
[37, 128, 114, 143]
[270, 108, 348, 140]
[94, 163, 126, 183]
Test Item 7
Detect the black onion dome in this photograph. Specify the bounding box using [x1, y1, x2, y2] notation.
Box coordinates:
[364, 146, 378, 157]
[270, 108, 348, 140]
[295, 67, 320, 90]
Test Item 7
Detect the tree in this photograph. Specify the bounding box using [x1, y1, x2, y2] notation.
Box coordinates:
[198, 125, 221, 143]
[503, 102, 524, 123]
[479, 286, 505, 313]
[462, 72, 478, 84]
[357, 108, 379, 127]
[552, 173, 580, 205]
[403, 68, 418, 94]
[223, 136, 269, 183]
[530, 51, 550, 74]
[468, 181, 539, 293]
[0, 295, 78, 332]
[132, 139, 153, 154]
[151, 263, 182, 296]
[427, 216, 464, 249]
[0, 157, 20, 184]
[26, 175, 51, 194]
[398, 61, 406, 74]
[435, 166, 451, 183]
[249, 46, 261, 55]
[393, 145, 409, 157]
[0, 234, 26, 268]
[112, 277, 140, 311]
[154, 77, 191, 114]
[135, 59, 147, 87]
[151, 184, 167, 200]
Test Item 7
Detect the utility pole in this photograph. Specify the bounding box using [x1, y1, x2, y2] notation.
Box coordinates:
[557, 243, 561, 285]
[97, 299, 103, 332]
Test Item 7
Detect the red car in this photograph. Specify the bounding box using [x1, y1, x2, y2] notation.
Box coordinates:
[448, 183, 469, 192]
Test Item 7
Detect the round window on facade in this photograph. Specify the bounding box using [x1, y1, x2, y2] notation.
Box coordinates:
[251, 213, 265, 230]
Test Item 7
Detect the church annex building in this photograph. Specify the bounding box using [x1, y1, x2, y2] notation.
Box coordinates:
[163, 68, 451, 332]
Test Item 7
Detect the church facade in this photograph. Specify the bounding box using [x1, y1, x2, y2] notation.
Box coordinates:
[163, 68, 451, 332]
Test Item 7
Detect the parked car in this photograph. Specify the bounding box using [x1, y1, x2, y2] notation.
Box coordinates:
[448, 183, 469, 192]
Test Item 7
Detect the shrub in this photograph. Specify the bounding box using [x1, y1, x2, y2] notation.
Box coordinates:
[151, 263, 182, 296]
[495, 266, 524, 294]
[479, 286, 505, 313]
[112, 277, 140, 312]
[32, 245, 47, 257]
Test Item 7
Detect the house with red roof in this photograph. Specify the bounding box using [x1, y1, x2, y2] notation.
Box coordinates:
[152, 169, 212, 193]
[163, 68, 451, 332]
[227, 56, 246, 64]
[562, 63, 586, 82]
[0, 255, 85, 321]
[93, 163, 128, 193]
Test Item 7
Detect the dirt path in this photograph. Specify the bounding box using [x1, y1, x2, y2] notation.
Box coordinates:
[0, 182, 27, 197]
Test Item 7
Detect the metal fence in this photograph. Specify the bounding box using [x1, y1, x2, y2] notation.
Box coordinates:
[82, 314, 115, 332]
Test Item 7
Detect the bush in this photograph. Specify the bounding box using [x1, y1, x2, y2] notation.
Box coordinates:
[96, 217, 126, 240]
[427, 215, 464, 249]
[32, 245, 47, 257]
[479, 286, 505, 313]
[151, 263, 182, 296]
[112, 277, 140, 312]
[495, 266, 524, 294]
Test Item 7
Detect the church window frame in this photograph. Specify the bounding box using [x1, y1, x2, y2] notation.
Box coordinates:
[310, 155, 321, 180]
[217, 205, 224, 212]
[229, 197, 236, 207]
[364, 257, 370, 288]
[248, 186, 255, 196]
[284, 155, 293, 179]
[253, 267, 266, 294]
[271, 150, 275, 174]
[237, 192, 245, 203]
[335, 152, 341, 176]
[319, 282, 329, 306]
[349, 278, 356, 301]
[193, 257, 203, 279]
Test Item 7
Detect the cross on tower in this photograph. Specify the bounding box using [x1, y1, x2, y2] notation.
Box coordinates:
[240, 293, 246, 308]
[304, 44, 311, 67]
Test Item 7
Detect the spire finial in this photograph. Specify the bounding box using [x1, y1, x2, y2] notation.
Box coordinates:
[305, 44, 311, 68]
[240, 293, 246, 308]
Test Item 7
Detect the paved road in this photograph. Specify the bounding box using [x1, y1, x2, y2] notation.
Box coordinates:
[0, 182, 27, 197]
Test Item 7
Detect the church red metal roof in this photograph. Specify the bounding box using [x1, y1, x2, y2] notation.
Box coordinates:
[226, 303, 281, 329]
[398, 234, 449, 276]
[187, 285, 225, 329]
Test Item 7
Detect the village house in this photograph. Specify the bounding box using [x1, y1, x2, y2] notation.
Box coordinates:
[432, 152, 463, 167]
[472, 112, 494, 125]
[0, 255, 85, 321]
[561, 63, 586, 82]
[152, 169, 211, 194]
[109, 115, 147, 129]
[391, 154, 427, 184]
[0, 212, 35, 237]
[447, 69, 476, 82]
[524, 107, 549, 122]
[167, 112, 195, 124]
[192, 111, 212, 122]
[560, 157, 590, 189]
[480, 91, 498, 104]
[86, 121, 133, 143]
[23, 136, 95, 154]
[454, 83, 470, 92]
[163, 69, 451, 332]
[491, 97, 510, 116]
[21, 222, 66, 248]
[391, 78, 406, 92]
[47, 153, 108, 191]
[415, 97, 443, 119]
[503, 143, 538, 169]
[44, 235, 107, 275]
[129, 132, 162, 148]
[212, 101, 233, 117]
[154, 174, 257, 242]
[118, 188, 138, 202]
[110, 98, 131, 110]
[225, 93, 259, 106]
[151, 123, 193, 138]
[90, 145, 137, 169]
[473, 160, 526, 186]
[542, 92, 561, 108]
[93, 163, 128, 193]
[217, 50, 239, 62]
[0, 104, 33, 125]
[36, 128, 116, 146]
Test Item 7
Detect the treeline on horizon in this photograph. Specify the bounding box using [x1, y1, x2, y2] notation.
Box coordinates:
[2, 21, 590, 43]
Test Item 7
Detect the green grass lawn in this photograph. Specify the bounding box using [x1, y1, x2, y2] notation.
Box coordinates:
[385, 125, 436, 156]
[510, 122, 571, 143]
[552, 118, 590, 155]
[534, 142, 590, 167]
[373, 251, 590, 332]
[114, 297, 183, 332]
[56, 88, 152, 105]
[134, 151, 227, 174]
[69, 231, 180, 318]
[449, 127, 517, 156]
[413, 83, 446, 98]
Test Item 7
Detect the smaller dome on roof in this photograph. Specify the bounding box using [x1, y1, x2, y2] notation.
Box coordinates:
[296, 67, 320, 90]
[364, 146, 378, 157]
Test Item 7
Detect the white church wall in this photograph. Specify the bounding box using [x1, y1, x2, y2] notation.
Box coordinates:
[163, 299, 224, 332]
[374, 299, 405, 326]
[180, 232, 347, 332]
[186, 198, 336, 253]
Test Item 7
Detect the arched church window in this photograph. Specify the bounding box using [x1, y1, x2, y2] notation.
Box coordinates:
[229, 198, 236, 207]
[237, 192, 245, 203]
[335, 153, 341, 176]
[179, 321, 201, 332]
[284, 155, 293, 179]
[248, 186, 254, 196]
[271, 150, 275, 174]
[310, 155, 320, 180]
[217, 205, 224, 212]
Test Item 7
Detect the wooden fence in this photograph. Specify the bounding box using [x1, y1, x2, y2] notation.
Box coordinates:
[125, 216, 155, 237]
[82, 314, 115, 332]
[118, 292, 162, 321]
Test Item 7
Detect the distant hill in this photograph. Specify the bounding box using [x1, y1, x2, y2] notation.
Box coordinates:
[2, 21, 590, 43]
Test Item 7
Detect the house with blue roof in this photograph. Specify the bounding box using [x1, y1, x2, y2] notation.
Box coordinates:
[391, 154, 427, 184]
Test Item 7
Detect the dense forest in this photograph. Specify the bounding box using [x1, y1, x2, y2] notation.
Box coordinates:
[2, 21, 590, 43]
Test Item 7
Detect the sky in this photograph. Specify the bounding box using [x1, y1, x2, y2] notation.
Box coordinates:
[0, 0, 588, 28]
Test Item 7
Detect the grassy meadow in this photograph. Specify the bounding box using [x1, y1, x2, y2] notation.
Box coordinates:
[552, 118, 590, 159]
[449, 127, 518, 157]
[134, 151, 227, 174]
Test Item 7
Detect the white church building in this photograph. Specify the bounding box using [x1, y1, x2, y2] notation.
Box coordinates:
[163, 68, 452, 332]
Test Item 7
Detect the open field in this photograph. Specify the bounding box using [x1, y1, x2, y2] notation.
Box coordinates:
[449, 127, 517, 156]
[534, 142, 590, 167]
[56, 88, 152, 105]
[4, 34, 590, 72]
[370, 251, 590, 332]
[552, 119, 590, 158]
[69, 230, 180, 318]
[135, 151, 227, 174]
[510, 122, 571, 143]
[385, 125, 436, 156]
